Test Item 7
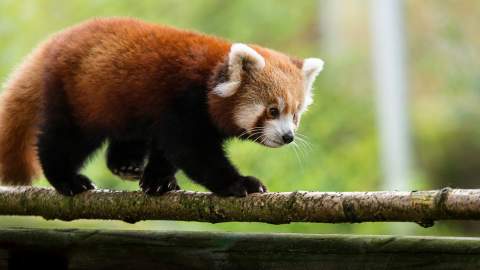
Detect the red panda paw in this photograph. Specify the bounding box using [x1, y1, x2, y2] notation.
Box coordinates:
[214, 176, 267, 197]
[54, 174, 96, 196]
[140, 175, 180, 196]
[111, 165, 144, 181]
[241, 176, 268, 194]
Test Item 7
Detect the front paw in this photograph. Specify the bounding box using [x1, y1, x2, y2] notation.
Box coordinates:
[140, 175, 180, 196]
[242, 176, 268, 194]
[214, 176, 267, 197]
[54, 174, 96, 196]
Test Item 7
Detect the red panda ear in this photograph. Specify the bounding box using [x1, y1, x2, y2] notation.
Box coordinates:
[301, 58, 325, 110]
[212, 43, 265, 97]
[290, 57, 303, 70]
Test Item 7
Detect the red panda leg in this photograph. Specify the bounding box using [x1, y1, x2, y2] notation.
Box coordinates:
[139, 147, 179, 195]
[37, 120, 103, 196]
[106, 139, 149, 181]
[161, 136, 267, 197]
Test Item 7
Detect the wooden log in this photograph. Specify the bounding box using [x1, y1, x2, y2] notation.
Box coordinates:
[1, 187, 480, 226]
[1, 228, 480, 269]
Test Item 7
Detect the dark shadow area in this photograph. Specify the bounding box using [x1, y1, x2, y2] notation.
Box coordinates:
[8, 249, 68, 270]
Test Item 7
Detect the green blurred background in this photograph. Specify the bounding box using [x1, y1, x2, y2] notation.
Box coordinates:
[1, 0, 480, 236]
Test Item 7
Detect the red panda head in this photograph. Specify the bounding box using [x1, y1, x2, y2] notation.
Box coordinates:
[208, 43, 324, 147]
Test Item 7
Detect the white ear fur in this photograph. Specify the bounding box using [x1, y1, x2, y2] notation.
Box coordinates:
[212, 43, 266, 97]
[301, 58, 325, 111]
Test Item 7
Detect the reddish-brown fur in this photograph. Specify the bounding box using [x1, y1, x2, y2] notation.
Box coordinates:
[0, 42, 47, 185]
[45, 18, 232, 133]
[0, 17, 304, 186]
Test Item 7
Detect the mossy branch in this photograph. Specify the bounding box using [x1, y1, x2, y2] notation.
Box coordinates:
[1, 187, 479, 227]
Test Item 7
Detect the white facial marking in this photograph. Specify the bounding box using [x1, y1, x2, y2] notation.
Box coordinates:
[213, 43, 265, 97]
[277, 114, 295, 134]
[300, 58, 325, 112]
[277, 97, 285, 112]
[263, 113, 295, 148]
[234, 103, 265, 130]
[212, 81, 239, 97]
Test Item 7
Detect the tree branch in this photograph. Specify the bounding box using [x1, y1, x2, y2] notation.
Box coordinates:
[1, 187, 479, 227]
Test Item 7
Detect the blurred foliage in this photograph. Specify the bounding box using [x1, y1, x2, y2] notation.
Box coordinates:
[0, 0, 479, 236]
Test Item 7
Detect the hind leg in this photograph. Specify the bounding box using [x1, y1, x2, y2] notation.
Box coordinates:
[106, 139, 149, 181]
[37, 122, 103, 196]
[140, 147, 179, 195]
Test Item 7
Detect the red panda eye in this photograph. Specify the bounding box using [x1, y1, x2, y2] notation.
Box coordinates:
[269, 107, 280, 118]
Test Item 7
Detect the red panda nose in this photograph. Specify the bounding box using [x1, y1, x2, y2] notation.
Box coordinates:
[282, 132, 294, 144]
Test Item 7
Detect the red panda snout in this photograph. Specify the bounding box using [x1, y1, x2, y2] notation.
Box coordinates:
[262, 112, 297, 147]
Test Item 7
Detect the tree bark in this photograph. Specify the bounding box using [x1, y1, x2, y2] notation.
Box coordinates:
[1, 186, 480, 226]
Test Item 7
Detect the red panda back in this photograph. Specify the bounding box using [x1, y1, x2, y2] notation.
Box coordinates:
[43, 18, 231, 132]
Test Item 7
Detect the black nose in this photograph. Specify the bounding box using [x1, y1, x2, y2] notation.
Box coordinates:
[282, 132, 294, 144]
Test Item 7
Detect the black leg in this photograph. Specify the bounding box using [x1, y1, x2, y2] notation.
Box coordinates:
[161, 136, 267, 197]
[38, 73, 105, 196]
[106, 139, 149, 180]
[37, 123, 102, 196]
[140, 148, 179, 195]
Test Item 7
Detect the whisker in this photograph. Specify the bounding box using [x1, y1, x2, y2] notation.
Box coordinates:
[245, 130, 264, 141]
[295, 133, 311, 142]
[295, 137, 311, 148]
[293, 137, 311, 158]
[259, 135, 269, 145]
[291, 141, 305, 172]
[295, 133, 313, 143]
[243, 128, 264, 136]
[296, 140, 308, 159]
[294, 135, 313, 152]
[253, 136, 264, 145]
[238, 127, 264, 138]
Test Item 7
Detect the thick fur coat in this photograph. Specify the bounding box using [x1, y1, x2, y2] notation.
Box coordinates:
[0, 18, 324, 196]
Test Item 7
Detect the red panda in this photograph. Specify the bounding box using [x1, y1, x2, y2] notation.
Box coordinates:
[0, 17, 324, 197]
